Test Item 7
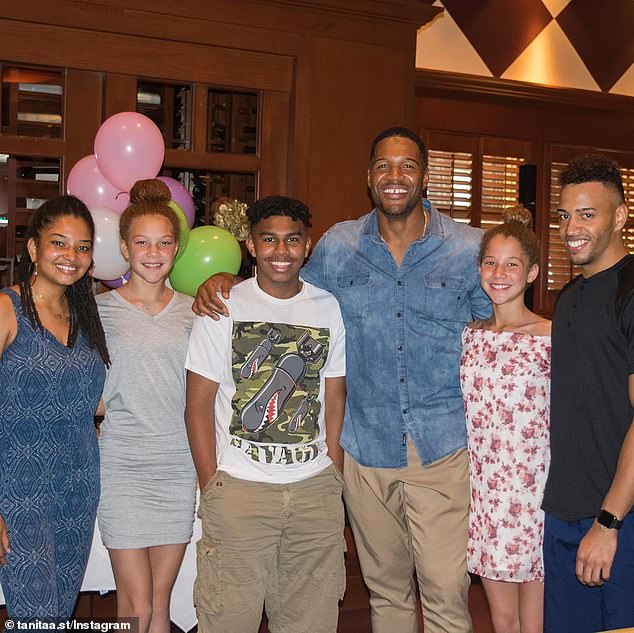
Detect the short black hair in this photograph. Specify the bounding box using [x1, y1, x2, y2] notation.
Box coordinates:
[560, 154, 625, 203]
[247, 195, 311, 229]
[369, 127, 427, 165]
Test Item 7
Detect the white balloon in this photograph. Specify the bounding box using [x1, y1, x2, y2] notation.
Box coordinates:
[90, 206, 129, 280]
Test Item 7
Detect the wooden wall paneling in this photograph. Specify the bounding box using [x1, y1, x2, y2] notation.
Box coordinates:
[0, 2, 437, 248]
[0, 19, 294, 94]
[258, 90, 290, 200]
[0, 0, 440, 51]
[307, 37, 411, 237]
[284, 39, 310, 205]
[104, 73, 136, 119]
[415, 70, 634, 314]
[64, 69, 104, 183]
[191, 83, 208, 155]
[163, 150, 258, 174]
[5, 158, 17, 259]
[0, 136, 64, 157]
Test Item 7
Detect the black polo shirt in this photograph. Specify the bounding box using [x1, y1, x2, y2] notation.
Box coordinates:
[543, 255, 634, 520]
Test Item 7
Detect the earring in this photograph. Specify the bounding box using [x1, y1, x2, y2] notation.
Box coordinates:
[29, 261, 38, 286]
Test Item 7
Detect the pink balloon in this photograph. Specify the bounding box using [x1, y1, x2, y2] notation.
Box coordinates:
[94, 112, 165, 192]
[67, 155, 129, 214]
[157, 176, 195, 228]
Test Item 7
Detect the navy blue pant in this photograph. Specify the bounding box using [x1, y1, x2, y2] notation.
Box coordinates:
[544, 512, 634, 633]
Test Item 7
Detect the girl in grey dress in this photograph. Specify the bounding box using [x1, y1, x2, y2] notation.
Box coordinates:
[97, 180, 196, 633]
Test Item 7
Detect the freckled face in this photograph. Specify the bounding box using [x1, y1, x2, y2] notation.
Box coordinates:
[121, 214, 178, 283]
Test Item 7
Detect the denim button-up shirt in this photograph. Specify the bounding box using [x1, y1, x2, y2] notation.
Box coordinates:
[301, 202, 491, 467]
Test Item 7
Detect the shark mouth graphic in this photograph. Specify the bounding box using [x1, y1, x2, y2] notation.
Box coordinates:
[248, 358, 259, 378]
[265, 389, 283, 424]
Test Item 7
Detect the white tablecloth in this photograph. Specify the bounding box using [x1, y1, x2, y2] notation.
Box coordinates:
[0, 511, 201, 632]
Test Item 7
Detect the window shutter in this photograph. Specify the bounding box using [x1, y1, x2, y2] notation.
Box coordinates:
[546, 161, 576, 291]
[621, 167, 634, 255]
[426, 149, 472, 223]
[481, 155, 525, 227]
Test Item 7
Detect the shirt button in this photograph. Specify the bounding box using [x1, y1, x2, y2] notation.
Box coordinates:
[397, 345, 403, 351]
[402, 408, 408, 414]
[397, 281, 403, 286]
[396, 312, 402, 317]
[400, 378, 405, 383]
[573, 302, 577, 308]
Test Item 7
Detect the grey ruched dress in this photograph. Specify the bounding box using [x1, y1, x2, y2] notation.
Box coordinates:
[96, 290, 196, 548]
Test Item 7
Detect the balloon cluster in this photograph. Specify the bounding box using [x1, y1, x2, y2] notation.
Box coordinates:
[67, 112, 241, 296]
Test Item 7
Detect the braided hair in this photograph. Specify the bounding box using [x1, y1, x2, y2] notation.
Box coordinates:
[17, 195, 111, 366]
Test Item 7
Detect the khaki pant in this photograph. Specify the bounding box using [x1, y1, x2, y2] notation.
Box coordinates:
[344, 441, 472, 633]
[195, 465, 346, 633]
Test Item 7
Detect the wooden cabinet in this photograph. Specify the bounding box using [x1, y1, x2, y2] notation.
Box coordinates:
[0, 0, 439, 259]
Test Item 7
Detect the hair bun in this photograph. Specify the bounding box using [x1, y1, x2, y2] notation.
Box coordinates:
[129, 179, 171, 205]
[502, 205, 532, 230]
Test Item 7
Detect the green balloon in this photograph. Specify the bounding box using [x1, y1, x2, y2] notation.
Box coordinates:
[168, 201, 190, 262]
[169, 225, 242, 297]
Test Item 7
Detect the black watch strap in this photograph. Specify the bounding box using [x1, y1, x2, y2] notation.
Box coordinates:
[597, 509, 623, 530]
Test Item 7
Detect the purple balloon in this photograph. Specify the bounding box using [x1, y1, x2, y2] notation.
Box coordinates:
[101, 271, 131, 289]
[67, 155, 129, 214]
[157, 176, 195, 228]
[94, 112, 165, 193]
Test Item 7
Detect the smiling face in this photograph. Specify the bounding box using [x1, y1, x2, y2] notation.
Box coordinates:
[557, 181, 628, 277]
[367, 136, 428, 220]
[28, 215, 94, 287]
[121, 214, 178, 284]
[246, 215, 311, 299]
[479, 234, 538, 307]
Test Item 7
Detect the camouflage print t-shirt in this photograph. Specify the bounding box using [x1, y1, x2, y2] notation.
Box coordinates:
[186, 277, 346, 484]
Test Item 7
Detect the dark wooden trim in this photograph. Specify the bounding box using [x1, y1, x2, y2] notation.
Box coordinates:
[0, 135, 65, 156]
[0, 19, 294, 92]
[416, 69, 634, 114]
[3, 0, 441, 51]
[163, 150, 260, 173]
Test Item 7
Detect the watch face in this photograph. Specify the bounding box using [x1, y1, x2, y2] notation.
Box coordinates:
[597, 509, 622, 529]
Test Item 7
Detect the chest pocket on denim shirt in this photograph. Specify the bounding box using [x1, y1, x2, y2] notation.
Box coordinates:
[336, 270, 370, 318]
[418, 274, 470, 323]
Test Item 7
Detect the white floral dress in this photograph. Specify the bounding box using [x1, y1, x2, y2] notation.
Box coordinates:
[460, 327, 551, 582]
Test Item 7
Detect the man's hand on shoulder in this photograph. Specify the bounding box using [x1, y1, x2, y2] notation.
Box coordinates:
[192, 272, 241, 319]
[575, 520, 618, 586]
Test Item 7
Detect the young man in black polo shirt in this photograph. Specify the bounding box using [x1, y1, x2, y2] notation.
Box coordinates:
[542, 154, 634, 632]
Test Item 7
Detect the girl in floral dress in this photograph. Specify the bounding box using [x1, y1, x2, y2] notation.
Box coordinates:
[460, 206, 551, 633]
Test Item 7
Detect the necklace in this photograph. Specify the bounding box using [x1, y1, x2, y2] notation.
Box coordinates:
[421, 209, 428, 238]
[33, 290, 70, 320]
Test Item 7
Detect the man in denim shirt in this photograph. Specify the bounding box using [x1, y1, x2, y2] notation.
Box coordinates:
[195, 127, 490, 633]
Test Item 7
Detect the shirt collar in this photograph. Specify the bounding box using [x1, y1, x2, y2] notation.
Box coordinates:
[362, 198, 444, 244]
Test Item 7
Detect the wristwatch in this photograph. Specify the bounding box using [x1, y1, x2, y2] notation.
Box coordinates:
[596, 509, 623, 530]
